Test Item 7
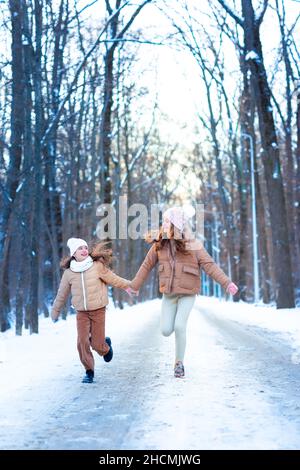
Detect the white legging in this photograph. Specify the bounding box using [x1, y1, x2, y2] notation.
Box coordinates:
[160, 293, 196, 362]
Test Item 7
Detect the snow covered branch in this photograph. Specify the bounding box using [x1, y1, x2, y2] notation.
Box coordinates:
[256, 0, 269, 26]
[216, 0, 244, 27]
[41, 0, 132, 146]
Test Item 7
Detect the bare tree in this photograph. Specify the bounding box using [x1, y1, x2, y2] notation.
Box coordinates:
[165, 3, 238, 295]
[216, 0, 295, 308]
[0, 0, 24, 331]
[99, 0, 152, 205]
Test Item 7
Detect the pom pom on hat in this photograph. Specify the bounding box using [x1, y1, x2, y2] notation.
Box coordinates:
[182, 204, 196, 219]
[67, 238, 88, 257]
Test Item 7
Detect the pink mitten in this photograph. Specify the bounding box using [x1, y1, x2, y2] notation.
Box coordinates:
[124, 287, 139, 297]
[226, 282, 238, 295]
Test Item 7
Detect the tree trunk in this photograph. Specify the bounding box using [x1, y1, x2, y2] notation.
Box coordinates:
[28, 0, 43, 334]
[296, 92, 300, 293]
[0, 0, 25, 331]
[44, 0, 68, 297]
[238, 55, 251, 301]
[99, 46, 115, 205]
[242, 0, 294, 308]
[275, 0, 298, 293]
[15, 0, 33, 335]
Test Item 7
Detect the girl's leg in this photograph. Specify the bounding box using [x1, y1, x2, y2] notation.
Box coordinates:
[174, 295, 196, 363]
[160, 294, 178, 337]
[90, 307, 110, 356]
[76, 311, 94, 371]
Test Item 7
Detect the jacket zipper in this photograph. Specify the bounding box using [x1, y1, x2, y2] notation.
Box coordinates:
[81, 272, 87, 311]
[168, 241, 176, 292]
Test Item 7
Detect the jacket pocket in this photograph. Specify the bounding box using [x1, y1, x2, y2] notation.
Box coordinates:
[182, 265, 199, 276]
[158, 264, 167, 288]
[179, 265, 200, 290]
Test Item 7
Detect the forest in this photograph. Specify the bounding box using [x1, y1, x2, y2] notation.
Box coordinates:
[0, 0, 299, 334]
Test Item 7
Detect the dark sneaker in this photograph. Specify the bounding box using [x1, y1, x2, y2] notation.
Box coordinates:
[174, 361, 185, 378]
[103, 337, 113, 363]
[82, 369, 94, 383]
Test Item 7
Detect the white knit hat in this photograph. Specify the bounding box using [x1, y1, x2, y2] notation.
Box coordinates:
[67, 238, 88, 257]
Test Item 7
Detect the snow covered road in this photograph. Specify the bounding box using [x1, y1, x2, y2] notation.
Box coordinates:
[1, 297, 300, 450]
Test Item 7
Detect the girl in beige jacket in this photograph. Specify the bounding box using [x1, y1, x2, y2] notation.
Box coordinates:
[51, 237, 133, 383]
[131, 206, 238, 378]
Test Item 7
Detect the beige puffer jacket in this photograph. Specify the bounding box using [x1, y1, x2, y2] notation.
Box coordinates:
[131, 239, 231, 295]
[51, 260, 130, 320]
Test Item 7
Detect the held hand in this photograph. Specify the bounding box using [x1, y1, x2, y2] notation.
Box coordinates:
[124, 287, 139, 297]
[226, 282, 238, 295]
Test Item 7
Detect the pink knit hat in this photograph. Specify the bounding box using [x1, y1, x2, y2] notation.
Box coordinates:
[162, 205, 195, 232]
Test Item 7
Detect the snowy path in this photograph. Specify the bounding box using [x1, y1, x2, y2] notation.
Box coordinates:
[1, 298, 300, 450]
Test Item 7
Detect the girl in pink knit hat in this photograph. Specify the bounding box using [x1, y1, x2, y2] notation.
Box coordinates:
[131, 205, 238, 378]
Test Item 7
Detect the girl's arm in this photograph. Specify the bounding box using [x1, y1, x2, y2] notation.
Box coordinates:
[51, 271, 71, 321]
[98, 262, 131, 289]
[130, 244, 158, 291]
[196, 244, 231, 290]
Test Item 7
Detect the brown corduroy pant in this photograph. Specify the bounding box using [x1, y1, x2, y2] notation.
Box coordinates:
[76, 307, 110, 371]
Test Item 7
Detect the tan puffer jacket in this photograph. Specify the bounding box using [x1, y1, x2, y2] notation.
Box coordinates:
[131, 239, 231, 295]
[51, 260, 130, 320]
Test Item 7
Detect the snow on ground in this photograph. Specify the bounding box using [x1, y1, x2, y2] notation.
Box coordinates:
[0, 296, 300, 450]
[196, 296, 300, 364]
[0, 299, 161, 401]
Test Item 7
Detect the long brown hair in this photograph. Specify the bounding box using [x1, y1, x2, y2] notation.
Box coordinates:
[145, 223, 189, 254]
[60, 241, 113, 270]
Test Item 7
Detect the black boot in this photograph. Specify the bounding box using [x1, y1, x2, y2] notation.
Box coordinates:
[82, 369, 94, 383]
[103, 337, 113, 363]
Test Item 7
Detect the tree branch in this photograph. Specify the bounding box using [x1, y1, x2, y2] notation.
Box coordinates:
[109, 0, 152, 53]
[105, 0, 113, 16]
[117, 100, 157, 194]
[256, 0, 269, 26]
[0, 136, 10, 150]
[41, 0, 131, 146]
[101, 38, 163, 46]
[67, 0, 99, 25]
[41, 1, 153, 146]
[216, 0, 244, 27]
